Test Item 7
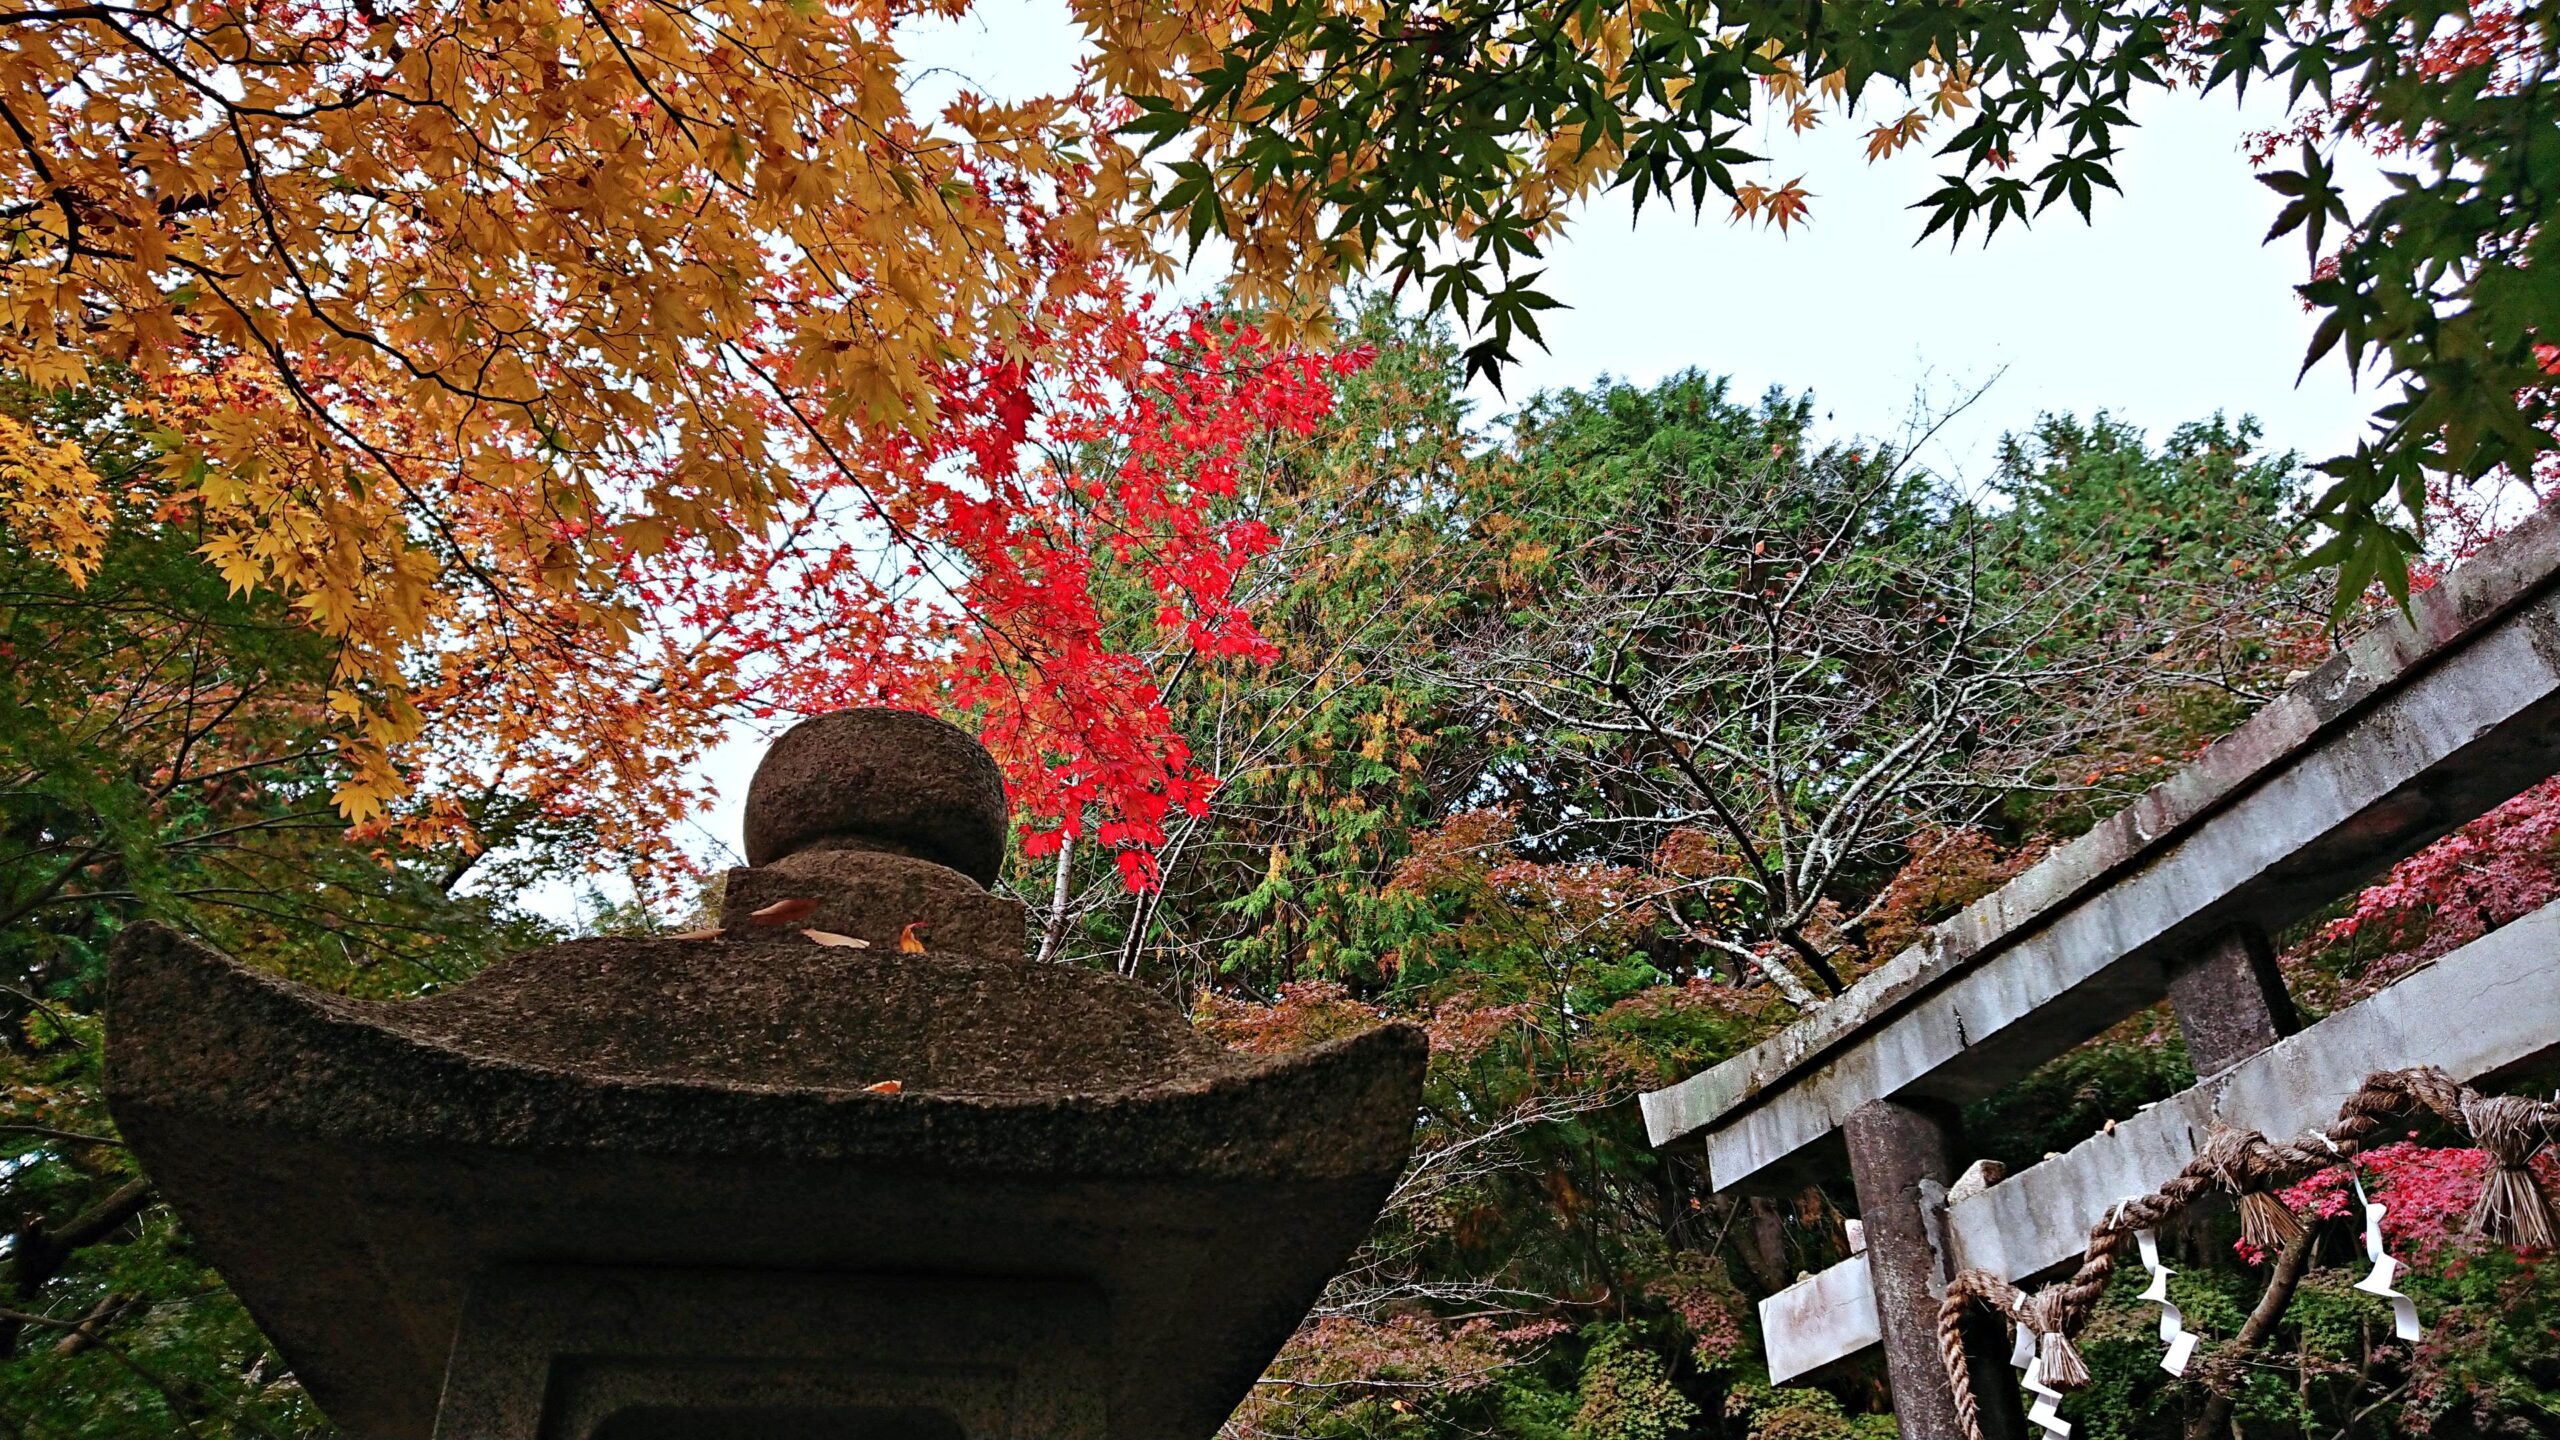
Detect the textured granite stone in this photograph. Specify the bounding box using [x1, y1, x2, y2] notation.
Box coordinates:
[434, 1268, 1112, 1440]
[2165, 925, 2297, 1078]
[348, 931, 1243, 1097]
[108, 921, 1425, 1440]
[105, 708, 1429, 1440]
[717, 848, 1028, 957]
[742, 710, 1009, 883]
[1841, 1099, 2026, 1440]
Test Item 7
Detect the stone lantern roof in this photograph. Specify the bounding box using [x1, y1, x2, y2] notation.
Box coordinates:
[107, 710, 1428, 1440]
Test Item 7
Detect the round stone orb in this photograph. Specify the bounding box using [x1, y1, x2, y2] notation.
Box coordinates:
[741, 709, 1009, 886]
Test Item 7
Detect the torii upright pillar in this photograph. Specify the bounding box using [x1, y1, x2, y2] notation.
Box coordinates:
[1844, 1098, 2026, 1440]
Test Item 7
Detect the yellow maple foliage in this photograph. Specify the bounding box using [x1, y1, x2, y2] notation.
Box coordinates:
[0, 411, 108, 585]
[0, 0, 1975, 882]
[0, 0, 1159, 859]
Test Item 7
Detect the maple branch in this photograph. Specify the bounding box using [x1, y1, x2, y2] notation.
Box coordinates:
[49, 1290, 135, 1357]
[221, 112, 541, 414]
[1696, 932, 1822, 1008]
[0, 1306, 244, 1440]
[0, 5, 164, 24]
[573, 0, 701, 141]
[0, 1125, 124, 1148]
[0, 92, 82, 269]
[726, 340, 1060, 687]
[0, 835, 116, 934]
[0, 1178, 153, 1359]
[163, 746, 334, 794]
[1605, 678, 1843, 995]
[162, 808, 340, 851]
[2188, 1223, 2320, 1440]
[1882, 370, 2008, 486]
[164, 257, 584, 660]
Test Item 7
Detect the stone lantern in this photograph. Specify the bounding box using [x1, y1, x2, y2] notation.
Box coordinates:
[106, 710, 1428, 1440]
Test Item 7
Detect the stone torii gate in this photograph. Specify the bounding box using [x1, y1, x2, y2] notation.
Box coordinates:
[1639, 509, 2560, 1439]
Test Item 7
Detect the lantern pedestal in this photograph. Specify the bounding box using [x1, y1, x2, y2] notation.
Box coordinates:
[433, 1268, 1108, 1440]
[108, 710, 1428, 1440]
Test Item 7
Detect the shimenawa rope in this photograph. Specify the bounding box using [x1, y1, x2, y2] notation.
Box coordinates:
[1934, 1067, 2558, 1440]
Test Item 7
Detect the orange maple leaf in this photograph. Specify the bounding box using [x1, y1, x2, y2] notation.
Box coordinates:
[748, 897, 820, 926]
[1762, 179, 1813, 233]
[1864, 110, 1929, 162]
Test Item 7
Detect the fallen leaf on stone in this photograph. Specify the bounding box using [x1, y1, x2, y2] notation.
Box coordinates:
[667, 927, 723, 941]
[801, 929, 871, 949]
[896, 922, 927, 953]
[748, 897, 819, 926]
[863, 1080, 903, 1095]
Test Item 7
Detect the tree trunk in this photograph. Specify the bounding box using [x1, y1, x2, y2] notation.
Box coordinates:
[0, 1178, 152, 1358]
[2186, 1225, 2318, 1440]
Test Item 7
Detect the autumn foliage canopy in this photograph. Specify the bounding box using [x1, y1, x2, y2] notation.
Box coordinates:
[0, 0, 1384, 886]
[7, 0, 2556, 890]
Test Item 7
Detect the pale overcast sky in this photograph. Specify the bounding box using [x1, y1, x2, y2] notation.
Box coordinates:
[584, 1, 2398, 911]
[900, 0, 2391, 480]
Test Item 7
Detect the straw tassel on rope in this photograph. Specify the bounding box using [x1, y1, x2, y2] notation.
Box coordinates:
[1931, 1069, 2560, 1440]
[2201, 1125, 2304, 1254]
[2017, 1286, 2090, 1391]
[2461, 1092, 2557, 1250]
